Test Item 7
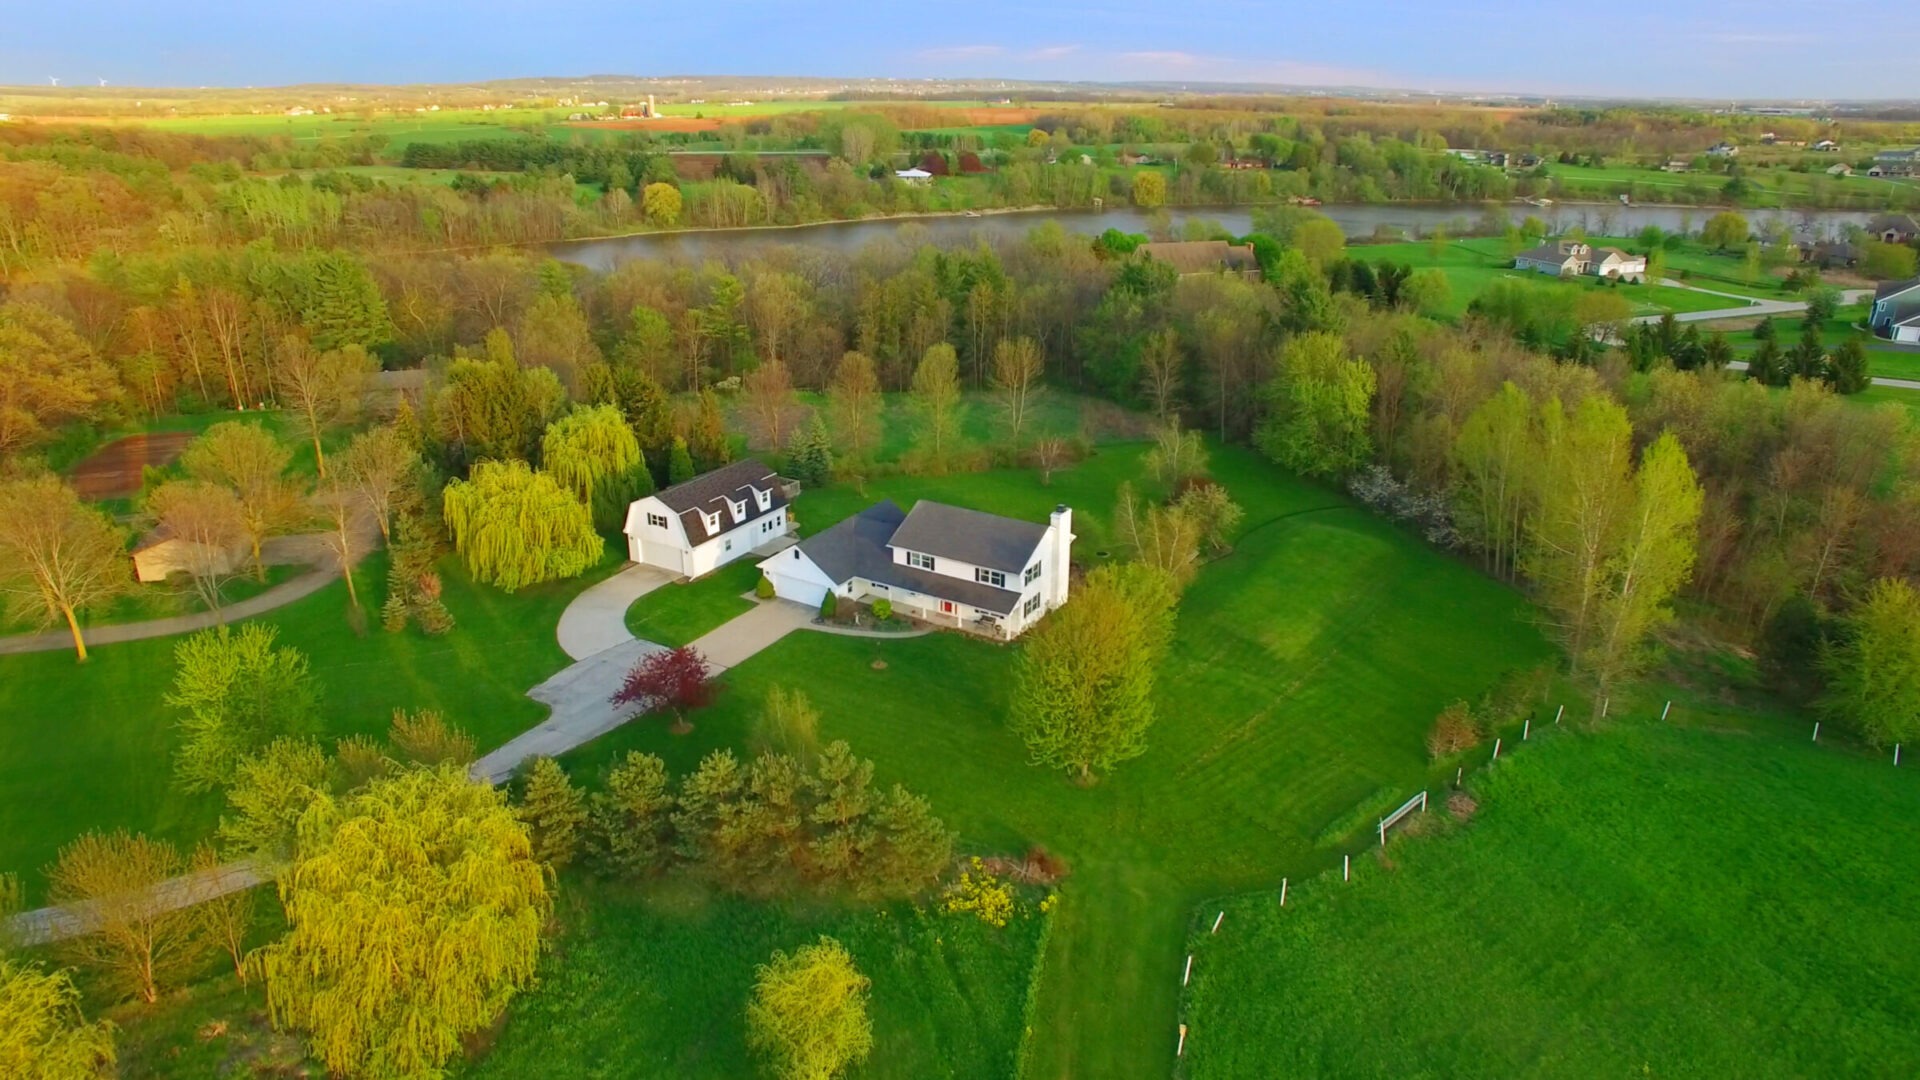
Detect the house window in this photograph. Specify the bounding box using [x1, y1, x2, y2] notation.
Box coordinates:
[646, 512, 669, 529]
[755, 490, 771, 511]
[724, 539, 732, 553]
[907, 552, 936, 572]
[1024, 594, 1044, 617]
[1023, 562, 1042, 586]
[706, 514, 720, 534]
[975, 567, 1007, 588]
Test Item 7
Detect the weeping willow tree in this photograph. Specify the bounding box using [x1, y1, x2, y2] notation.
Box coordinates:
[249, 765, 550, 1080]
[442, 460, 599, 591]
[540, 405, 652, 531]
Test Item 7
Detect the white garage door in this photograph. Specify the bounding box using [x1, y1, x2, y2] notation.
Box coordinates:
[766, 569, 829, 609]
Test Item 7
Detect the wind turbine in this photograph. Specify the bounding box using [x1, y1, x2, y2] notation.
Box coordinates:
[98, 78, 109, 87]
[48, 76, 61, 87]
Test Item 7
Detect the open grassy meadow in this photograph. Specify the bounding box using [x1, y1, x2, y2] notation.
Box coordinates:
[462, 881, 1051, 1080]
[549, 442, 1553, 1078]
[1179, 716, 1920, 1078]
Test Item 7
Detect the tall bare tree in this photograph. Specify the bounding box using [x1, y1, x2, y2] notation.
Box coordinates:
[47, 831, 209, 1004]
[990, 336, 1045, 447]
[334, 426, 419, 544]
[181, 422, 305, 579]
[742, 358, 797, 450]
[271, 336, 373, 477]
[0, 475, 131, 662]
[910, 343, 964, 470]
[827, 351, 881, 462]
[1137, 328, 1183, 422]
[144, 480, 250, 617]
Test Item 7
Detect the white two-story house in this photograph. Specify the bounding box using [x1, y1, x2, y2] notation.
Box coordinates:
[622, 459, 794, 579]
[758, 499, 1073, 639]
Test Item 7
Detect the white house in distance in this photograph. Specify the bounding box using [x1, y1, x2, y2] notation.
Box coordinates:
[622, 459, 795, 579]
[1514, 240, 1648, 280]
[759, 500, 1073, 639]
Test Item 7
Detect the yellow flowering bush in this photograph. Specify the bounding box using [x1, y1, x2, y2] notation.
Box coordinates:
[941, 857, 1016, 928]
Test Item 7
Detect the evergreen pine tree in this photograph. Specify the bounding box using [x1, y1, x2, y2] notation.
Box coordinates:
[1827, 338, 1871, 394]
[1749, 338, 1788, 386]
[1702, 331, 1735, 371]
[786, 414, 834, 486]
[589, 751, 676, 877]
[301, 252, 394, 352]
[516, 757, 587, 868]
[668, 436, 696, 485]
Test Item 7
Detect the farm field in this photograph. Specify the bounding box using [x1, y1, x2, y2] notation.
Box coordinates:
[550, 442, 1553, 1078]
[1543, 161, 1920, 208]
[1180, 717, 1920, 1078]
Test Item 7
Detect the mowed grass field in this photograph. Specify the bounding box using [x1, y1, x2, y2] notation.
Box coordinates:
[1351, 237, 1743, 318]
[0, 541, 624, 902]
[551, 442, 1553, 1078]
[1543, 161, 1920, 207]
[1179, 718, 1920, 1078]
[1694, 304, 1920, 381]
[461, 881, 1050, 1080]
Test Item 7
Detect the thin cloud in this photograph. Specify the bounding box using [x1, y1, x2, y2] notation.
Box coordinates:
[917, 44, 1007, 61]
[1118, 50, 1201, 66]
[1025, 44, 1081, 60]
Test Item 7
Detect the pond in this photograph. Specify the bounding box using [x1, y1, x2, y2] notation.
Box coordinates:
[550, 203, 1879, 272]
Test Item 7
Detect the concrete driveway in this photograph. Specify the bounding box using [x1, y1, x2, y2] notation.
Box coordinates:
[555, 562, 674, 661]
[688, 599, 815, 672]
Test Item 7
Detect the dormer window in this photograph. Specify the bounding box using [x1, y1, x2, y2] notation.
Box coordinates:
[755, 488, 771, 511]
[731, 499, 747, 520]
[706, 513, 720, 534]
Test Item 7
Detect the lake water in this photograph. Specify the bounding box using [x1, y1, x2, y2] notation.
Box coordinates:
[550, 203, 1879, 272]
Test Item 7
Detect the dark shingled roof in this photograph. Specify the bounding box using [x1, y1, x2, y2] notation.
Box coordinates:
[653, 459, 787, 544]
[1874, 277, 1920, 303]
[889, 501, 1049, 575]
[787, 499, 1044, 616]
[796, 500, 907, 585]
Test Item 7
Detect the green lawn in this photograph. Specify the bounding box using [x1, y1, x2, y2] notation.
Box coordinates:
[0, 541, 624, 902]
[1696, 304, 1920, 381]
[1542, 161, 1920, 210]
[1351, 237, 1753, 319]
[625, 559, 759, 647]
[1179, 717, 1920, 1078]
[461, 880, 1050, 1080]
[548, 443, 1553, 1078]
[1851, 384, 1920, 415]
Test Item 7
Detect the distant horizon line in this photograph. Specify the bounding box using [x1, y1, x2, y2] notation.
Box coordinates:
[1, 73, 1916, 109]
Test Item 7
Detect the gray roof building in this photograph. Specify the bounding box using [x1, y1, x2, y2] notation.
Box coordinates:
[652, 459, 790, 544]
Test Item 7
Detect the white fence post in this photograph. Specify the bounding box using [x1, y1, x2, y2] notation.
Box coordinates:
[1343, 855, 1350, 882]
[1601, 697, 1610, 718]
[1491, 737, 1502, 761]
[1210, 911, 1224, 934]
[1812, 721, 1820, 743]
[1661, 700, 1672, 720]
[1183, 955, 1193, 986]
[1279, 878, 1288, 906]
[1177, 1024, 1188, 1057]
[1554, 704, 1564, 725]
[1523, 718, 1531, 741]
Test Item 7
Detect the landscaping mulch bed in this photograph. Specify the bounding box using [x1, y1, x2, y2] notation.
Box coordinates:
[68, 432, 195, 500]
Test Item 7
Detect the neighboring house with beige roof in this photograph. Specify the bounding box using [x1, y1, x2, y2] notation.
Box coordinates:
[131, 527, 243, 584]
[1138, 240, 1261, 278]
[1515, 240, 1646, 280]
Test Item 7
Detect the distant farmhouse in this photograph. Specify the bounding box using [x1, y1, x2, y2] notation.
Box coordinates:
[1137, 240, 1261, 279]
[759, 500, 1073, 640]
[1869, 148, 1919, 178]
[1514, 240, 1648, 280]
[1866, 213, 1920, 245]
[1871, 278, 1920, 345]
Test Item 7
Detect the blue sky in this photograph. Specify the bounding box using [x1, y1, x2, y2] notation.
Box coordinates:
[3, 0, 1913, 99]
